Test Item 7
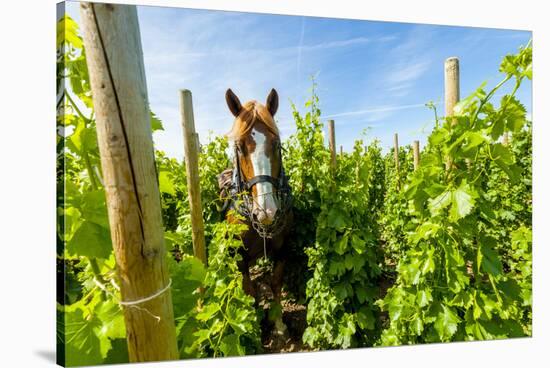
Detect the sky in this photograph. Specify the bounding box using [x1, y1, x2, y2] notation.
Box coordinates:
[65, 2, 532, 158]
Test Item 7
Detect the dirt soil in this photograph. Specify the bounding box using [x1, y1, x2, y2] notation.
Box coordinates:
[250, 265, 312, 354]
[249, 265, 396, 353]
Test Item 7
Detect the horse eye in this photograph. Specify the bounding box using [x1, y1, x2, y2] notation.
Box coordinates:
[238, 141, 246, 154]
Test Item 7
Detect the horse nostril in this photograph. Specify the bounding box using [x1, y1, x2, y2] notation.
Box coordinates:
[262, 209, 277, 225]
[266, 208, 277, 221]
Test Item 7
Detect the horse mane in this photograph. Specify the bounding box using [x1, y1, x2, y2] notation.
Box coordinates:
[228, 101, 279, 140]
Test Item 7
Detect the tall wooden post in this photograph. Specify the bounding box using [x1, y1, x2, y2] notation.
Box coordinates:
[413, 140, 420, 171]
[393, 133, 400, 188]
[80, 2, 178, 362]
[445, 57, 460, 123]
[180, 90, 207, 265]
[328, 119, 337, 170]
[393, 133, 400, 171]
[340, 145, 343, 157]
[445, 57, 460, 170]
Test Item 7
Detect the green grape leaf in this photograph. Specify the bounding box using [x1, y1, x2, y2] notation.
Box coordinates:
[434, 305, 460, 341]
[158, 171, 176, 196]
[412, 316, 424, 336]
[480, 242, 503, 277]
[356, 307, 375, 330]
[67, 221, 112, 259]
[327, 207, 350, 230]
[196, 303, 220, 321]
[151, 111, 164, 132]
[450, 182, 475, 221]
[225, 305, 251, 335]
[334, 233, 349, 255]
[428, 190, 451, 217]
[80, 190, 110, 229]
[416, 288, 433, 307]
[57, 15, 83, 48]
[462, 131, 487, 153]
[219, 334, 245, 356]
[96, 300, 126, 341]
[350, 233, 366, 253]
[62, 207, 82, 241]
[491, 143, 514, 165]
[64, 308, 103, 366]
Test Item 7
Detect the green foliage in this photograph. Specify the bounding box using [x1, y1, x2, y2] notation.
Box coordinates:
[288, 86, 383, 349]
[57, 13, 532, 359]
[199, 135, 231, 224]
[158, 134, 231, 257]
[280, 83, 327, 300]
[379, 145, 416, 265]
[171, 216, 262, 358]
[377, 42, 532, 345]
[151, 113, 258, 359]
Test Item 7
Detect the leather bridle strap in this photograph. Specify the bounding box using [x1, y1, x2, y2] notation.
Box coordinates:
[244, 175, 280, 191]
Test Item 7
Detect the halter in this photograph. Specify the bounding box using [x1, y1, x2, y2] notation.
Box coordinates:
[222, 141, 292, 242]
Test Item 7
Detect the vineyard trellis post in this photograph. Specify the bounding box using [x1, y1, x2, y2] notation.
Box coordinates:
[393, 133, 400, 188]
[328, 119, 337, 170]
[413, 140, 420, 171]
[80, 2, 178, 362]
[445, 57, 460, 170]
[179, 89, 208, 265]
[445, 57, 460, 124]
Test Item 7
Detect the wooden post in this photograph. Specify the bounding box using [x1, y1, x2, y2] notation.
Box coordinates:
[413, 140, 420, 171]
[80, 2, 178, 362]
[340, 145, 343, 157]
[328, 119, 337, 169]
[445, 57, 460, 123]
[445, 57, 460, 170]
[393, 133, 400, 188]
[180, 90, 207, 265]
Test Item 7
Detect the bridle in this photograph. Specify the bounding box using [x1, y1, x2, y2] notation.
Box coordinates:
[223, 140, 292, 240]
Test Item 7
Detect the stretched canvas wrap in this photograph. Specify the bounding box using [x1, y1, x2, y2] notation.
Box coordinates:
[56, 0, 533, 366]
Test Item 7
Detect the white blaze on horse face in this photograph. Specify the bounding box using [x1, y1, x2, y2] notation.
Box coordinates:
[250, 127, 278, 224]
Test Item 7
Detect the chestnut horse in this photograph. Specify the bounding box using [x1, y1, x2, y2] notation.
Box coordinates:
[218, 88, 293, 339]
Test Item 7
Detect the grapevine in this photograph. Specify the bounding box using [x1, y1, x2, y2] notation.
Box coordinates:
[58, 13, 532, 361]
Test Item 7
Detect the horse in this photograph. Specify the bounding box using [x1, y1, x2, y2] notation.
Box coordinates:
[218, 88, 293, 342]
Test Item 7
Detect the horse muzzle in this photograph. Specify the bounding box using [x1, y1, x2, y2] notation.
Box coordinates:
[253, 207, 277, 225]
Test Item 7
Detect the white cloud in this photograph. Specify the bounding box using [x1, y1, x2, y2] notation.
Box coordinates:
[138, 8, 400, 158]
[377, 25, 436, 98]
[323, 102, 432, 119]
[386, 59, 431, 85]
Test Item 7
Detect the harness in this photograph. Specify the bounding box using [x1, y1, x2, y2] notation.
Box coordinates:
[219, 142, 293, 243]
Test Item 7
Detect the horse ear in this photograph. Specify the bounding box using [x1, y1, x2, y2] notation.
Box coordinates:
[225, 88, 242, 117]
[266, 88, 279, 116]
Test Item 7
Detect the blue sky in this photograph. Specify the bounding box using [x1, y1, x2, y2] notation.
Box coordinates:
[66, 2, 532, 158]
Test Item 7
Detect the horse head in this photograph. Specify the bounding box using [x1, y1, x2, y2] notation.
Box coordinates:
[225, 88, 284, 227]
